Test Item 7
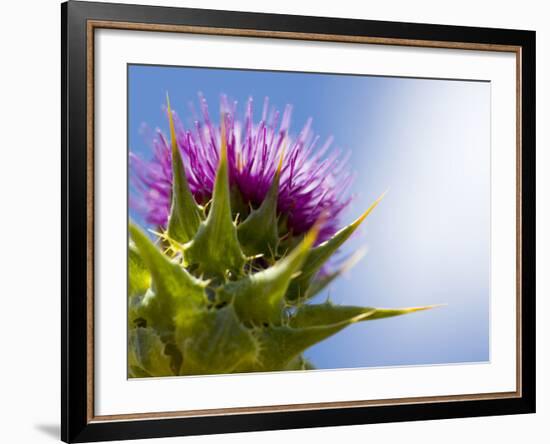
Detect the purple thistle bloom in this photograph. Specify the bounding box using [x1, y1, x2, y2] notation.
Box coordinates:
[130, 94, 354, 244]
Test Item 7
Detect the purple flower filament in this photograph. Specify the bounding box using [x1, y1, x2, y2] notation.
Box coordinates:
[130, 94, 354, 245]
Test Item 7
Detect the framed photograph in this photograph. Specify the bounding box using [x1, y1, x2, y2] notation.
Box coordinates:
[61, 1, 536, 442]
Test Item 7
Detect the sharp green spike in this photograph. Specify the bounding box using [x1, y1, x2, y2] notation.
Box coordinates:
[220, 224, 318, 326]
[359, 305, 441, 321]
[254, 310, 373, 371]
[176, 305, 259, 375]
[128, 327, 173, 378]
[237, 151, 284, 257]
[165, 94, 203, 245]
[289, 302, 436, 329]
[129, 223, 207, 337]
[289, 303, 375, 328]
[183, 116, 246, 279]
[254, 303, 434, 372]
[286, 193, 385, 303]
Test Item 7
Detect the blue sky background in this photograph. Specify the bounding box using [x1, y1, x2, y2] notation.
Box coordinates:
[128, 64, 491, 369]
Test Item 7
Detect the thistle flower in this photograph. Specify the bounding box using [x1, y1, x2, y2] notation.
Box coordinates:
[127, 94, 434, 378]
[130, 94, 354, 244]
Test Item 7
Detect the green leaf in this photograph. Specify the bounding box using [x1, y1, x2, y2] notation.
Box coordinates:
[128, 327, 173, 377]
[289, 302, 436, 328]
[128, 243, 151, 298]
[221, 224, 318, 326]
[237, 152, 284, 257]
[286, 194, 384, 303]
[183, 118, 246, 279]
[176, 305, 259, 375]
[129, 223, 207, 338]
[165, 94, 203, 245]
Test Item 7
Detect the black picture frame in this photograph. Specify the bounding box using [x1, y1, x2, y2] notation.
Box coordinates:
[61, 1, 536, 442]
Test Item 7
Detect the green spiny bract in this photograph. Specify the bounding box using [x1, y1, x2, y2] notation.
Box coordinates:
[127, 97, 433, 377]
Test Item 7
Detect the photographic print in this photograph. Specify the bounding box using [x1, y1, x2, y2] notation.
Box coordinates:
[127, 65, 490, 378]
[63, 3, 535, 440]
